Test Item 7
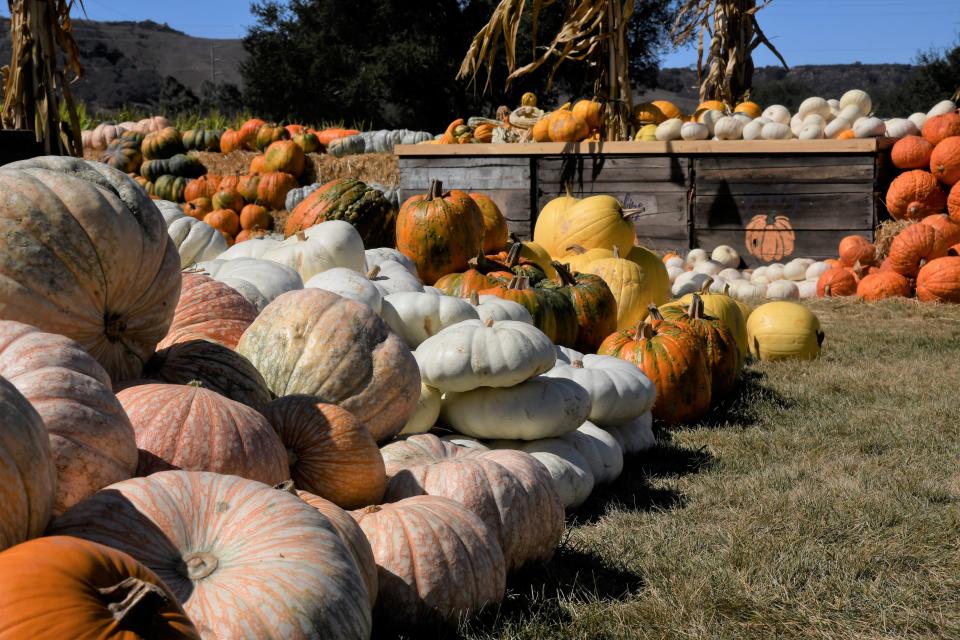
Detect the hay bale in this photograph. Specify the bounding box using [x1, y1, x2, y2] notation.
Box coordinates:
[874, 219, 914, 260]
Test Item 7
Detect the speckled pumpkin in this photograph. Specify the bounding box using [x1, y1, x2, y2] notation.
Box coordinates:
[922, 112, 960, 146]
[548, 262, 617, 352]
[287, 178, 397, 249]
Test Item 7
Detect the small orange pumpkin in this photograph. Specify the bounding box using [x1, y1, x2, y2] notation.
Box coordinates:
[184, 174, 222, 202]
[240, 204, 272, 231]
[572, 99, 604, 130]
[922, 112, 960, 146]
[548, 110, 589, 142]
[886, 222, 950, 277]
[856, 271, 912, 301]
[891, 135, 935, 170]
[239, 118, 266, 150]
[885, 170, 946, 220]
[469, 193, 509, 254]
[249, 155, 267, 175]
[930, 136, 960, 187]
[219, 129, 243, 153]
[183, 197, 213, 220]
[236, 174, 261, 203]
[204, 209, 241, 237]
[256, 171, 299, 210]
[212, 190, 244, 213]
[263, 139, 305, 178]
[816, 266, 858, 297]
[838, 235, 876, 267]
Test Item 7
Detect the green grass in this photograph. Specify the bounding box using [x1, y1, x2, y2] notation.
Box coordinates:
[420, 298, 960, 640]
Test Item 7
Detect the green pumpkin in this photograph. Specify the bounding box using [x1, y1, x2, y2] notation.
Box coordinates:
[293, 132, 320, 154]
[328, 135, 366, 158]
[141, 126, 184, 160]
[181, 128, 223, 152]
[153, 175, 188, 202]
[99, 138, 142, 174]
[285, 178, 395, 248]
[120, 129, 145, 146]
[140, 153, 206, 181]
[544, 262, 618, 353]
[254, 125, 289, 152]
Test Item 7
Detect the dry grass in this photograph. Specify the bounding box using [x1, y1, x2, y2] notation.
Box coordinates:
[382, 298, 960, 639]
[194, 151, 399, 186]
[875, 219, 914, 260]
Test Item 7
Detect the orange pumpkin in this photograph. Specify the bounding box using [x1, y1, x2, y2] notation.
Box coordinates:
[218, 175, 240, 193]
[315, 128, 360, 146]
[744, 214, 796, 262]
[395, 179, 485, 285]
[836, 130, 856, 140]
[238, 118, 266, 149]
[950, 182, 960, 222]
[219, 128, 243, 153]
[922, 112, 960, 146]
[572, 99, 604, 130]
[916, 256, 960, 302]
[886, 222, 950, 277]
[183, 197, 212, 220]
[236, 173, 261, 202]
[891, 135, 935, 170]
[261, 398, 386, 510]
[548, 110, 589, 142]
[473, 123, 495, 143]
[256, 171, 299, 210]
[204, 209, 241, 237]
[263, 139, 305, 178]
[469, 193, 509, 253]
[157, 273, 258, 350]
[930, 136, 960, 186]
[661, 252, 679, 264]
[249, 154, 267, 175]
[532, 117, 551, 142]
[285, 124, 306, 136]
[211, 189, 244, 213]
[183, 173, 222, 202]
[254, 123, 290, 152]
[0, 536, 199, 638]
[921, 213, 960, 246]
[816, 267, 858, 297]
[235, 228, 271, 243]
[838, 234, 876, 267]
[885, 170, 946, 220]
[856, 271, 912, 301]
[239, 203, 272, 231]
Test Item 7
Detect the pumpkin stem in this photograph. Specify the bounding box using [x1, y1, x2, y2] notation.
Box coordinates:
[98, 577, 170, 625]
[274, 479, 297, 495]
[621, 206, 646, 221]
[470, 291, 480, 306]
[639, 323, 656, 340]
[689, 294, 705, 319]
[613, 246, 621, 259]
[295, 231, 307, 242]
[646, 305, 664, 321]
[506, 243, 523, 267]
[104, 313, 127, 343]
[426, 179, 443, 201]
[366, 265, 381, 279]
[565, 244, 588, 255]
[187, 379, 204, 388]
[571, 359, 584, 368]
[699, 277, 714, 294]
[484, 318, 495, 327]
[361, 505, 382, 514]
[824, 284, 832, 297]
[552, 261, 577, 286]
[181, 552, 219, 581]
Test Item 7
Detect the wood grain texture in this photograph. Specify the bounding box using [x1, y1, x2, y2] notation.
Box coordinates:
[695, 229, 874, 264]
[395, 139, 893, 156]
[694, 193, 875, 230]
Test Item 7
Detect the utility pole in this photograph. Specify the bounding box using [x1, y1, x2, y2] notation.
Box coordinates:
[210, 44, 220, 84]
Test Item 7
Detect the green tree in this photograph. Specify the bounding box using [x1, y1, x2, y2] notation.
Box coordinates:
[875, 39, 960, 116]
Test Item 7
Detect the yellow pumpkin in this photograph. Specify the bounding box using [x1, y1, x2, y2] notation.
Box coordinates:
[746, 301, 823, 361]
[734, 101, 762, 119]
[572, 100, 604, 131]
[584, 248, 670, 330]
[521, 92, 537, 107]
[633, 103, 666, 126]
[735, 299, 753, 321]
[533, 195, 580, 256]
[697, 100, 728, 113]
[634, 124, 658, 141]
[562, 246, 613, 273]
[651, 100, 681, 120]
[551, 195, 636, 258]
[514, 240, 557, 279]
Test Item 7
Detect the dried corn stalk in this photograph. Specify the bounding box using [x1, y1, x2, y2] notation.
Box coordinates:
[1, 0, 84, 156]
[671, 0, 786, 105]
[458, 0, 635, 141]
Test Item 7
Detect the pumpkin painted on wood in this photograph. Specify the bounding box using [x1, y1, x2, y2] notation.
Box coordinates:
[256, 171, 299, 210]
[287, 178, 396, 248]
[745, 214, 796, 262]
[891, 135, 934, 170]
[887, 222, 950, 277]
[856, 271, 912, 301]
[204, 209, 241, 237]
[50, 471, 373, 639]
[0, 536, 200, 639]
[0, 157, 181, 382]
[141, 127, 184, 160]
[549, 262, 618, 352]
[262, 397, 386, 509]
[396, 180, 486, 284]
[158, 273, 258, 350]
[886, 170, 947, 220]
[99, 137, 142, 173]
[219, 128, 243, 153]
[264, 139, 306, 177]
[930, 136, 960, 187]
[916, 256, 960, 302]
[238, 288, 420, 442]
[183, 173, 222, 202]
[352, 495, 506, 628]
[0, 376, 56, 551]
[470, 192, 509, 253]
[746, 301, 823, 361]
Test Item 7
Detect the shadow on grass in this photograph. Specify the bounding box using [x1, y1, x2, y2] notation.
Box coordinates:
[693, 368, 792, 430]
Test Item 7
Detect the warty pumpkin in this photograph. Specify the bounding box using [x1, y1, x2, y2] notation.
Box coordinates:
[921, 112, 960, 146]
[0, 536, 199, 639]
[886, 222, 950, 277]
[856, 271, 912, 301]
[921, 214, 960, 246]
[891, 135, 935, 170]
[838, 234, 876, 266]
[51, 471, 373, 639]
[885, 170, 946, 220]
[0, 157, 181, 383]
[286, 178, 396, 249]
[916, 256, 960, 302]
[930, 136, 960, 187]
[950, 182, 960, 222]
[816, 266, 859, 296]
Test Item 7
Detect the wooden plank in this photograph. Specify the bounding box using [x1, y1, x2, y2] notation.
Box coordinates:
[539, 156, 689, 186]
[399, 157, 531, 170]
[399, 165, 530, 191]
[694, 229, 873, 266]
[696, 182, 875, 195]
[696, 164, 874, 184]
[693, 193, 874, 230]
[695, 155, 875, 170]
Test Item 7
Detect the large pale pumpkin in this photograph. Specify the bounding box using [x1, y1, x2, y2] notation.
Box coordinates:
[237, 289, 420, 442]
[0, 376, 56, 552]
[0, 157, 181, 382]
[533, 195, 579, 256]
[352, 495, 506, 627]
[262, 397, 386, 509]
[0, 321, 137, 515]
[584, 248, 671, 330]
[118, 383, 288, 484]
[157, 272, 258, 350]
[549, 195, 637, 258]
[0, 536, 200, 639]
[50, 471, 372, 639]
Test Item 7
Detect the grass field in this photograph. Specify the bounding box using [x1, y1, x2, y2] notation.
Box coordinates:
[426, 298, 960, 640]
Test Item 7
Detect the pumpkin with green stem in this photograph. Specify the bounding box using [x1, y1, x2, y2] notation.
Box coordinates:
[478, 275, 577, 346]
[547, 261, 617, 352]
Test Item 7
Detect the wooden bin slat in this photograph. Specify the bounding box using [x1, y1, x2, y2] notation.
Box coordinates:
[695, 228, 873, 263]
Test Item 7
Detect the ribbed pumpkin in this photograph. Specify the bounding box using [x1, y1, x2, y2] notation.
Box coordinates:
[118, 383, 288, 484]
[470, 192, 509, 253]
[238, 118, 266, 148]
[949, 183, 960, 222]
[236, 173, 260, 202]
[212, 189, 244, 213]
[816, 266, 859, 297]
[656, 295, 739, 401]
[219, 128, 243, 153]
[532, 116, 551, 142]
[50, 471, 373, 639]
[838, 234, 876, 266]
[184, 173, 222, 202]
[141, 127, 183, 160]
[0, 157, 181, 383]
[922, 112, 960, 146]
[930, 136, 960, 186]
[381, 434, 564, 572]
[548, 110, 589, 142]
[140, 340, 272, 410]
[261, 397, 386, 510]
[286, 178, 396, 248]
[181, 127, 221, 152]
[598, 318, 711, 424]
[477, 276, 578, 346]
[885, 170, 946, 220]
[240, 204, 272, 231]
[263, 139, 305, 178]
[886, 223, 950, 277]
[99, 138, 142, 173]
[153, 175, 188, 203]
[922, 214, 960, 246]
[550, 195, 637, 258]
[891, 135, 935, 170]
[550, 262, 618, 352]
[254, 123, 290, 151]
[533, 194, 579, 255]
[256, 171, 299, 210]
[0, 536, 200, 639]
[0, 322, 137, 515]
[572, 99, 604, 130]
[250, 154, 266, 175]
[204, 209, 240, 237]
[0, 376, 56, 552]
[433, 265, 503, 298]
[583, 246, 671, 330]
[237, 289, 420, 442]
[352, 495, 506, 627]
[916, 256, 960, 302]
[396, 179, 485, 284]
[157, 273, 257, 350]
[856, 271, 912, 301]
[183, 197, 212, 220]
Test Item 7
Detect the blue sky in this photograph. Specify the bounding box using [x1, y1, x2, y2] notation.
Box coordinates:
[41, 0, 960, 67]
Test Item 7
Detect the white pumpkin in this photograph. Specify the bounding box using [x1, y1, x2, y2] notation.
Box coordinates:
[797, 280, 818, 299]
[853, 117, 886, 138]
[486, 438, 593, 509]
[305, 267, 383, 313]
[672, 272, 711, 298]
[603, 411, 654, 455]
[439, 434, 490, 451]
[218, 235, 284, 260]
[840, 90, 872, 118]
[441, 376, 592, 441]
[730, 280, 767, 301]
[154, 200, 184, 225]
[693, 259, 724, 276]
[838, 105, 863, 124]
[750, 266, 769, 284]
[399, 384, 442, 435]
[472, 295, 534, 325]
[761, 122, 792, 140]
[713, 116, 743, 140]
[742, 120, 765, 140]
[681, 122, 709, 141]
[685, 248, 709, 267]
[765, 263, 786, 281]
[718, 268, 742, 282]
[824, 117, 852, 139]
[415, 319, 555, 392]
[927, 100, 956, 118]
[790, 113, 804, 137]
[908, 112, 928, 130]
[665, 256, 684, 269]
[667, 265, 685, 283]
[364, 248, 418, 278]
[561, 422, 623, 485]
[167, 216, 228, 268]
[698, 110, 725, 135]
[542, 355, 655, 427]
[554, 345, 583, 365]
[798, 97, 831, 121]
[761, 105, 791, 125]
[370, 259, 424, 295]
[883, 118, 919, 139]
[655, 118, 683, 141]
[784, 258, 812, 281]
[732, 112, 754, 124]
[711, 245, 740, 269]
[707, 277, 730, 294]
[261, 221, 366, 282]
[799, 123, 824, 140]
[805, 261, 831, 281]
[196, 257, 303, 312]
[766, 280, 799, 300]
[381, 291, 479, 348]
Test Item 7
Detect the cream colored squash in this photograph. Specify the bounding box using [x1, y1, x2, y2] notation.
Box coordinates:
[840, 90, 872, 118]
[853, 117, 886, 138]
[554, 345, 584, 364]
[766, 263, 786, 281]
[698, 109, 725, 134]
[798, 97, 831, 121]
[655, 118, 683, 141]
[667, 265, 685, 282]
[219, 235, 284, 260]
[784, 258, 813, 281]
[686, 248, 709, 267]
[665, 256, 684, 269]
[154, 199, 184, 225]
[713, 116, 744, 140]
[790, 113, 804, 137]
[486, 438, 594, 509]
[766, 280, 800, 300]
[197, 257, 303, 312]
[711, 245, 740, 268]
[305, 267, 383, 313]
[561, 422, 623, 485]
[602, 411, 654, 455]
[761, 105, 791, 124]
[797, 280, 818, 299]
[718, 267, 743, 281]
[747, 301, 823, 361]
[750, 266, 769, 283]
[805, 261, 831, 281]
[908, 112, 927, 130]
[681, 122, 709, 141]
[399, 384, 442, 436]
[742, 119, 765, 140]
[732, 112, 754, 124]
[761, 122, 792, 140]
[440, 434, 490, 451]
[167, 216, 228, 268]
[672, 271, 711, 297]
[927, 100, 956, 118]
[884, 118, 919, 139]
[825, 117, 852, 138]
[693, 259, 724, 276]
[542, 354, 655, 426]
[472, 294, 534, 324]
[381, 291, 479, 348]
[799, 123, 824, 140]
[730, 279, 767, 301]
[261, 220, 366, 282]
[365, 248, 418, 277]
[415, 319, 555, 392]
[370, 259, 424, 295]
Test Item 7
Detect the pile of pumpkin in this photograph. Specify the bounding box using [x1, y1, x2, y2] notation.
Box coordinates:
[437, 95, 606, 145]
